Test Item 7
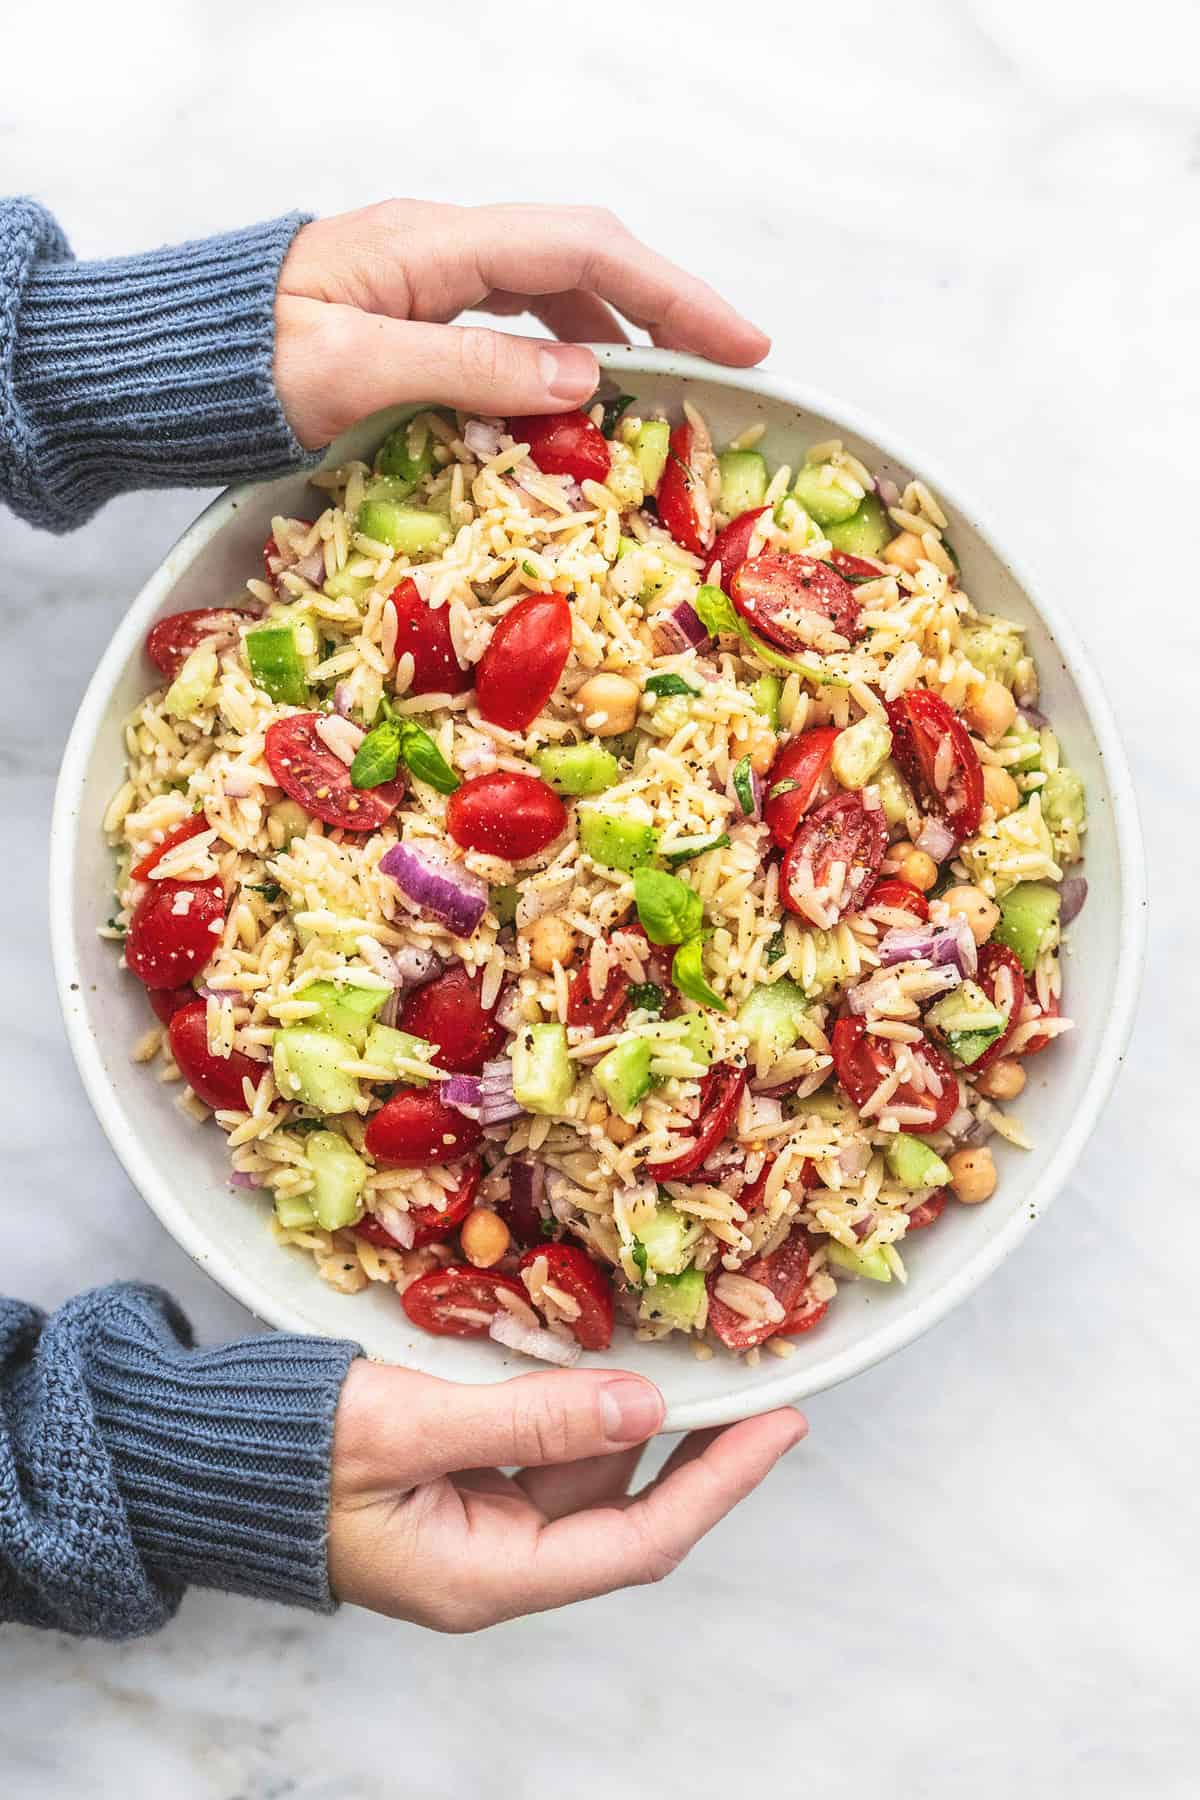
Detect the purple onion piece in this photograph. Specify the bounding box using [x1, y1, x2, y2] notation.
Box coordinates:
[915, 814, 956, 864]
[489, 1312, 580, 1366]
[656, 598, 710, 654]
[1018, 703, 1049, 729]
[479, 1056, 524, 1126]
[442, 1074, 483, 1118]
[380, 842, 487, 939]
[876, 475, 901, 509]
[1059, 876, 1088, 925]
[230, 1170, 263, 1190]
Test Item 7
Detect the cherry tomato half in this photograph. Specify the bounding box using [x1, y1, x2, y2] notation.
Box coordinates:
[399, 965, 505, 1075]
[130, 815, 209, 881]
[446, 770, 566, 861]
[147, 984, 198, 1024]
[1022, 993, 1061, 1057]
[355, 1159, 481, 1250]
[781, 793, 888, 922]
[475, 593, 573, 733]
[518, 1242, 614, 1351]
[832, 1015, 960, 1133]
[263, 714, 404, 833]
[167, 1001, 264, 1112]
[707, 1227, 812, 1353]
[389, 577, 473, 697]
[886, 688, 983, 844]
[865, 878, 930, 923]
[778, 1289, 831, 1337]
[647, 1063, 747, 1182]
[763, 726, 840, 850]
[657, 422, 715, 557]
[145, 608, 250, 681]
[731, 551, 861, 651]
[507, 410, 611, 486]
[365, 1088, 484, 1167]
[970, 942, 1027, 1071]
[402, 1264, 528, 1338]
[829, 549, 887, 583]
[564, 924, 674, 1031]
[125, 876, 225, 989]
[702, 506, 769, 590]
[905, 1188, 948, 1231]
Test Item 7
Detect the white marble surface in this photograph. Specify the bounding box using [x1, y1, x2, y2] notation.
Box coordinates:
[1, 0, 1197, 1791]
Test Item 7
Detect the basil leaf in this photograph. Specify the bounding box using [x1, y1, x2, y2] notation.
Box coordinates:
[599, 393, 636, 438]
[244, 881, 281, 902]
[764, 928, 787, 966]
[398, 721, 460, 795]
[626, 982, 664, 1015]
[671, 937, 728, 1013]
[694, 583, 741, 639]
[350, 719, 402, 789]
[694, 583, 849, 689]
[630, 1238, 649, 1277]
[633, 867, 704, 946]
[644, 672, 700, 699]
[732, 755, 756, 816]
[664, 833, 730, 870]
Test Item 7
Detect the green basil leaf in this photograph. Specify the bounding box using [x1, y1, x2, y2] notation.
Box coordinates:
[664, 833, 730, 870]
[693, 583, 850, 688]
[350, 720, 402, 789]
[671, 937, 728, 1013]
[694, 583, 741, 639]
[599, 393, 636, 438]
[732, 755, 756, 816]
[764, 928, 787, 966]
[398, 721, 460, 795]
[626, 982, 665, 1015]
[633, 867, 704, 946]
[644, 672, 700, 699]
[768, 778, 801, 801]
[244, 881, 281, 902]
[630, 1238, 649, 1277]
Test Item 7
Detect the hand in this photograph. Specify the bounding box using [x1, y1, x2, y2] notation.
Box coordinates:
[275, 199, 770, 448]
[328, 1359, 806, 1632]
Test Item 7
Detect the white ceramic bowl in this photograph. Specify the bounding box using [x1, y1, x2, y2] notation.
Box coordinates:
[50, 349, 1145, 1431]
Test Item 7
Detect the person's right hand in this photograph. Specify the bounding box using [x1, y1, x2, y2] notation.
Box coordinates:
[328, 1359, 806, 1632]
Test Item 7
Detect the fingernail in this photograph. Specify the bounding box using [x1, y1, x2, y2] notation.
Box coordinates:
[538, 343, 597, 401]
[781, 1413, 810, 1455]
[600, 1377, 664, 1444]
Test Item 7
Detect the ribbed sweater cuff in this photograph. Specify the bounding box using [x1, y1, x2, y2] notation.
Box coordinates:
[4, 205, 317, 531]
[87, 1286, 361, 1614]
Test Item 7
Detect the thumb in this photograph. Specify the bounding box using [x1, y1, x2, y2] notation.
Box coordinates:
[276, 296, 599, 448]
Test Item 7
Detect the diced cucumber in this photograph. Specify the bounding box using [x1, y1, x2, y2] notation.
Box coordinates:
[825, 491, 891, 558]
[356, 501, 451, 556]
[1005, 716, 1042, 773]
[306, 1130, 368, 1231]
[376, 413, 442, 485]
[638, 1265, 706, 1328]
[993, 881, 1061, 973]
[323, 569, 374, 604]
[641, 1014, 715, 1075]
[885, 1134, 952, 1191]
[750, 674, 783, 727]
[593, 1037, 654, 1117]
[718, 449, 768, 517]
[1042, 767, 1085, 831]
[578, 808, 659, 873]
[245, 625, 309, 706]
[792, 462, 861, 526]
[737, 978, 809, 1064]
[295, 980, 388, 1050]
[606, 729, 642, 766]
[275, 1192, 317, 1230]
[362, 1024, 437, 1082]
[511, 1022, 575, 1114]
[268, 799, 310, 844]
[535, 742, 620, 796]
[291, 911, 365, 958]
[163, 644, 218, 720]
[926, 979, 1008, 1066]
[831, 714, 893, 790]
[962, 616, 1024, 687]
[491, 884, 520, 927]
[362, 474, 418, 507]
[676, 1013, 715, 1069]
[825, 1240, 892, 1283]
[631, 419, 670, 495]
[874, 757, 915, 829]
[793, 1089, 856, 1128]
[638, 1202, 699, 1276]
[273, 1027, 360, 1114]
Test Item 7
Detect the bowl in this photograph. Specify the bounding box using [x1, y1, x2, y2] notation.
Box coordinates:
[49, 348, 1146, 1431]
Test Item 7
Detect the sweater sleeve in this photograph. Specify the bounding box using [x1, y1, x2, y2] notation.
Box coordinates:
[0, 1283, 361, 1640]
[0, 198, 318, 532]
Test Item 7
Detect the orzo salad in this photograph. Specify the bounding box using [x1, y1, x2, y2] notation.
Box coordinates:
[106, 395, 1086, 1365]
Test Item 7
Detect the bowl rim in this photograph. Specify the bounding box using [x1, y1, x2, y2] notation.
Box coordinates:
[49, 347, 1147, 1428]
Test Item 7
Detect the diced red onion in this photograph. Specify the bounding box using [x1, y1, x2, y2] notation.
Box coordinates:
[653, 598, 709, 656]
[489, 1311, 581, 1366]
[915, 815, 956, 864]
[333, 681, 356, 719]
[221, 769, 258, 799]
[1019, 703, 1048, 729]
[956, 1110, 996, 1148]
[847, 961, 961, 1015]
[851, 1212, 875, 1241]
[699, 1149, 747, 1182]
[747, 1093, 783, 1132]
[230, 1170, 263, 1189]
[465, 419, 504, 461]
[876, 476, 901, 508]
[376, 1203, 416, 1248]
[442, 1074, 483, 1118]
[838, 1141, 873, 1181]
[479, 1057, 524, 1126]
[878, 921, 976, 977]
[1059, 876, 1088, 925]
[380, 843, 488, 939]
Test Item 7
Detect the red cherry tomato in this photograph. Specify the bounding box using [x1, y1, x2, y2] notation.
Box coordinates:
[496, 1167, 549, 1248]
[731, 551, 862, 650]
[905, 1188, 948, 1231]
[657, 422, 715, 556]
[832, 1015, 960, 1132]
[167, 1001, 264, 1111]
[147, 984, 197, 1024]
[702, 506, 769, 589]
[399, 965, 505, 1075]
[518, 1242, 614, 1351]
[737, 1155, 777, 1219]
[564, 924, 673, 1031]
[507, 410, 611, 486]
[355, 1159, 481, 1250]
[263, 713, 404, 833]
[865, 878, 930, 923]
[830, 549, 887, 582]
[886, 688, 983, 844]
[388, 577, 472, 697]
[1022, 993, 1061, 1057]
[647, 1063, 747, 1182]
[763, 726, 840, 850]
[778, 1291, 831, 1337]
[707, 1227, 812, 1353]
[402, 1264, 528, 1338]
[125, 876, 225, 989]
[475, 593, 573, 733]
[970, 942, 1028, 1072]
[365, 1088, 484, 1167]
[130, 815, 209, 881]
[781, 793, 888, 922]
[145, 608, 250, 680]
[446, 770, 566, 861]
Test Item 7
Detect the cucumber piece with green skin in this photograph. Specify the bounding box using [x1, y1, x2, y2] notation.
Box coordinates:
[245, 624, 309, 706]
[993, 881, 1061, 973]
[535, 742, 620, 796]
[750, 675, 783, 727]
[356, 501, 452, 556]
[275, 1191, 317, 1229]
[885, 1134, 952, 1191]
[962, 616, 1023, 687]
[295, 980, 388, 1050]
[578, 808, 659, 873]
[491, 884, 520, 927]
[718, 450, 768, 517]
[638, 1265, 706, 1327]
[1041, 767, 1085, 831]
[831, 714, 893, 790]
[512, 1023, 575, 1114]
[606, 729, 642, 766]
[824, 491, 891, 557]
[926, 979, 1008, 1066]
[792, 463, 861, 526]
[268, 799, 310, 844]
[638, 1203, 699, 1276]
[826, 1240, 892, 1283]
[593, 1037, 654, 1117]
[1005, 717, 1042, 773]
[323, 570, 374, 604]
[273, 1027, 360, 1114]
[306, 1130, 368, 1230]
[737, 978, 810, 1064]
[362, 1024, 437, 1082]
[362, 474, 418, 507]
[631, 420, 670, 495]
[874, 757, 915, 829]
[641, 1014, 715, 1072]
[376, 413, 442, 485]
[163, 644, 217, 720]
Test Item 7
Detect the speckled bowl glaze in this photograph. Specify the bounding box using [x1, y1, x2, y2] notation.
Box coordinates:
[50, 349, 1145, 1431]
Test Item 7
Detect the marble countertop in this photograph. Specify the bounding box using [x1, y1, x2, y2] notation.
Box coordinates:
[2, 0, 1197, 1792]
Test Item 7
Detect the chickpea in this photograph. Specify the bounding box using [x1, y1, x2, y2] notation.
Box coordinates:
[942, 883, 1001, 946]
[882, 530, 924, 575]
[460, 1207, 511, 1268]
[982, 763, 1020, 818]
[606, 1114, 638, 1145]
[730, 715, 778, 777]
[974, 1057, 1026, 1101]
[947, 1146, 997, 1205]
[888, 841, 938, 892]
[523, 914, 577, 972]
[573, 672, 640, 738]
[586, 1099, 608, 1126]
[963, 679, 1017, 745]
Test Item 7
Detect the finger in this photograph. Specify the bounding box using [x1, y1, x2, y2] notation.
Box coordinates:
[481, 288, 631, 346]
[515, 1444, 646, 1522]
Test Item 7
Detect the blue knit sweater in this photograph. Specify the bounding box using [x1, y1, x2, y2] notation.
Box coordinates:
[0, 198, 362, 1639]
